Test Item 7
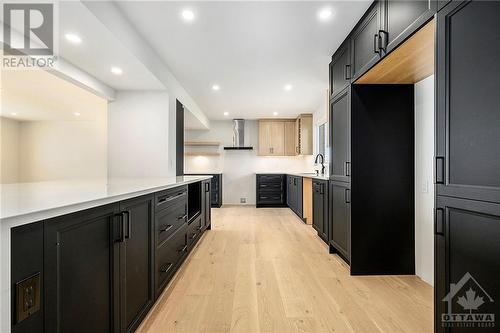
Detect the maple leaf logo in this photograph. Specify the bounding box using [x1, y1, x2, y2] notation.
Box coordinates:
[457, 288, 485, 313]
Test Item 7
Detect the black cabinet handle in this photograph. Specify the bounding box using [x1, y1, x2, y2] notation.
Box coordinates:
[373, 34, 380, 54]
[345, 162, 351, 177]
[435, 208, 444, 235]
[344, 64, 351, 80]
[159, 224, 173, 233]
[115, 213, 125, 243]
[159, 263, 173, 273]
[345, 189, 351, 204]
[436, 157, 444, 184]
[179, 245, 188, 253]
[378, 30, 388, 53]
[190, 232, 198, 240]
[177, 214, 188, 221]
[123, 210, 131, 239]
[320, 183, 324, 195]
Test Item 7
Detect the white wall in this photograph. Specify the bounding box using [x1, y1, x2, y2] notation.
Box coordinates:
[415, 75, 435, 286]
[18, 118, 107, 182]
[108, 90, 172, 178]
[0, 117, 20, 183]
[185, 120, 314, 205]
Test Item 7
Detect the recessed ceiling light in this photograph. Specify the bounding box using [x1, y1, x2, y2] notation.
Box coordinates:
[11, 112, 17, 116]
[65, 33, 82, 44]
[273, 112, 278, 116]
[223, 112, 229, 116]
[74, 112, 81, 117]
[212, 84, 220, 91]
[181, 9, 195, 22]
[318, 8, 333, 21]
[284, 84, 293, 91]
[110, 66, 123, 75]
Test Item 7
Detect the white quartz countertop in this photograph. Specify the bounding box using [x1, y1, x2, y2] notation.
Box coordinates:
[256, 172, 330, 181]
[0, 176, 211, 228]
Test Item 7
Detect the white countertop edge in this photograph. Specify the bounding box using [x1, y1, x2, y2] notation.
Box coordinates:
[0, 176, 212, 228]
[255, 172, 330, 181]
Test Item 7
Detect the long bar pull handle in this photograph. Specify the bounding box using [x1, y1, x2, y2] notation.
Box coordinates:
[345, 189, 351, 204]
[124, 210, 131, 239]
[435, 208, 444, 235]
[345, 64, 351, 80]
[159, 224, 173, 233]
[345, 162, 351, 177]
[436, 157, 444, 184]
[160, 263, 173, 273]
[378, 30, 388, 53]
[373, 34, 380, 54]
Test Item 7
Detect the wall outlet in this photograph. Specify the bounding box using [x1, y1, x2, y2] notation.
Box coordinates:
[240, 198, 246, 204]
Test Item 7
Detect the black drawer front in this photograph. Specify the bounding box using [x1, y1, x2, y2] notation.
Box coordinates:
[155, 200, 187, 247]
[258, 182, 283, 191]
[187, 216, 203, 247]
[257, 174, 284, 183]
[154, 186, 187, 212]
[258, 193, 284, 205]
[156, 225, 187, 294]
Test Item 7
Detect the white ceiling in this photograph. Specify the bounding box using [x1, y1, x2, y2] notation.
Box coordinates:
[1, 70, 107, 122]
[115, 1, 371, 120]
[58, 1, 164, 91]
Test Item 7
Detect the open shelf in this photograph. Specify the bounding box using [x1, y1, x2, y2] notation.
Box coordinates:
[184, 152, 221, 156]
[185, 141, 221, 147]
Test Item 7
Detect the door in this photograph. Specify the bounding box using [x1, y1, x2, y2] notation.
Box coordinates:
[436, 1, 500, 204]
[330, 39, 351, 99]
[330, 87, 351, 183]
[380, 0, 436, 54]
[329, 181, 350, 262]
[270, 121, 285, 155]
[312, 181, 323, 234]
[44, 204, 120, 333]
[435, 196, 500, 332]
[258, 121, 272, 155]
[350, 1, 382, 80]
[119, 195, 154, 333]
[284, 121, 296, 156]
[295, 177, 303, 218]
[286, 175, 293, 208]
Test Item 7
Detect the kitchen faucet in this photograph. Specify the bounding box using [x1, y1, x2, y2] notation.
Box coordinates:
[314, 153, 325, 176]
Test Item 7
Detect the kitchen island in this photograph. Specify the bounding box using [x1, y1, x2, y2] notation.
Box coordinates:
[1, 176, 212, 333]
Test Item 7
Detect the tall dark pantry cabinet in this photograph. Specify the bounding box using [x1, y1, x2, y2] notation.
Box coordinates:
[434, 1, 500, 331]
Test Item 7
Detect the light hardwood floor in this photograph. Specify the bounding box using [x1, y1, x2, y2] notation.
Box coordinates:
[138, 206, 433, 333]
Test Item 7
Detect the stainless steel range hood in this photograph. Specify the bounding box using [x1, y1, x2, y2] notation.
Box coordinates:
[224, 119, 253, 150]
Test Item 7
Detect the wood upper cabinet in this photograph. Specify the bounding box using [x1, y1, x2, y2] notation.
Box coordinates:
[330, 39, 351, 99]
[350, 1, 383, 81]
[284, 121, 296, 156]
[258, 115, 312, 156]
[379, 0, 436, 55]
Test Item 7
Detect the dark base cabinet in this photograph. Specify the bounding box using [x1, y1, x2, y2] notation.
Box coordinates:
[435, 196, 500, 333]
[256, 174, 286, 207]
[287, 175, 303, 219]
[185, 174, 222, 208]
[11, 180, 211, 333]
[329, 181, 351, 264]
[312, 179, 328, 243]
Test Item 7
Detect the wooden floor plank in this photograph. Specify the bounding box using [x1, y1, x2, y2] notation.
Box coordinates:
[138, 206, 433, 333]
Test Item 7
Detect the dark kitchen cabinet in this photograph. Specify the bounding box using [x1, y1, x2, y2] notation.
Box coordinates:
[186, 174, 222, 208]
[44, 204, 121, 333]
[436, 1, 500, 204]
[435, 196, 500, 332]
[118, 195, 155, 333]
[202, 179, 211, 229]
[329, 181, 351, 263]
[256, 174, 286, 207]
[287, 175, 303, 219]
[350, 1, 383, 81]
[312, 179, 328, 243]
[329, 87, 351, 183]
[329, 39, 351, 99]
[379, 0, 436, 55]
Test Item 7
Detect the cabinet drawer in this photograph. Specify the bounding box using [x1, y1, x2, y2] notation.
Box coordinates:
[187, 215, 204, 247]
[154, 186, 187, 212]
[257, 174, 284, 183]
[258, 193, 284, 205]
[155, 200, 187, 247]
[156, 225, 187, 294]
[258, 182, 283, 191]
